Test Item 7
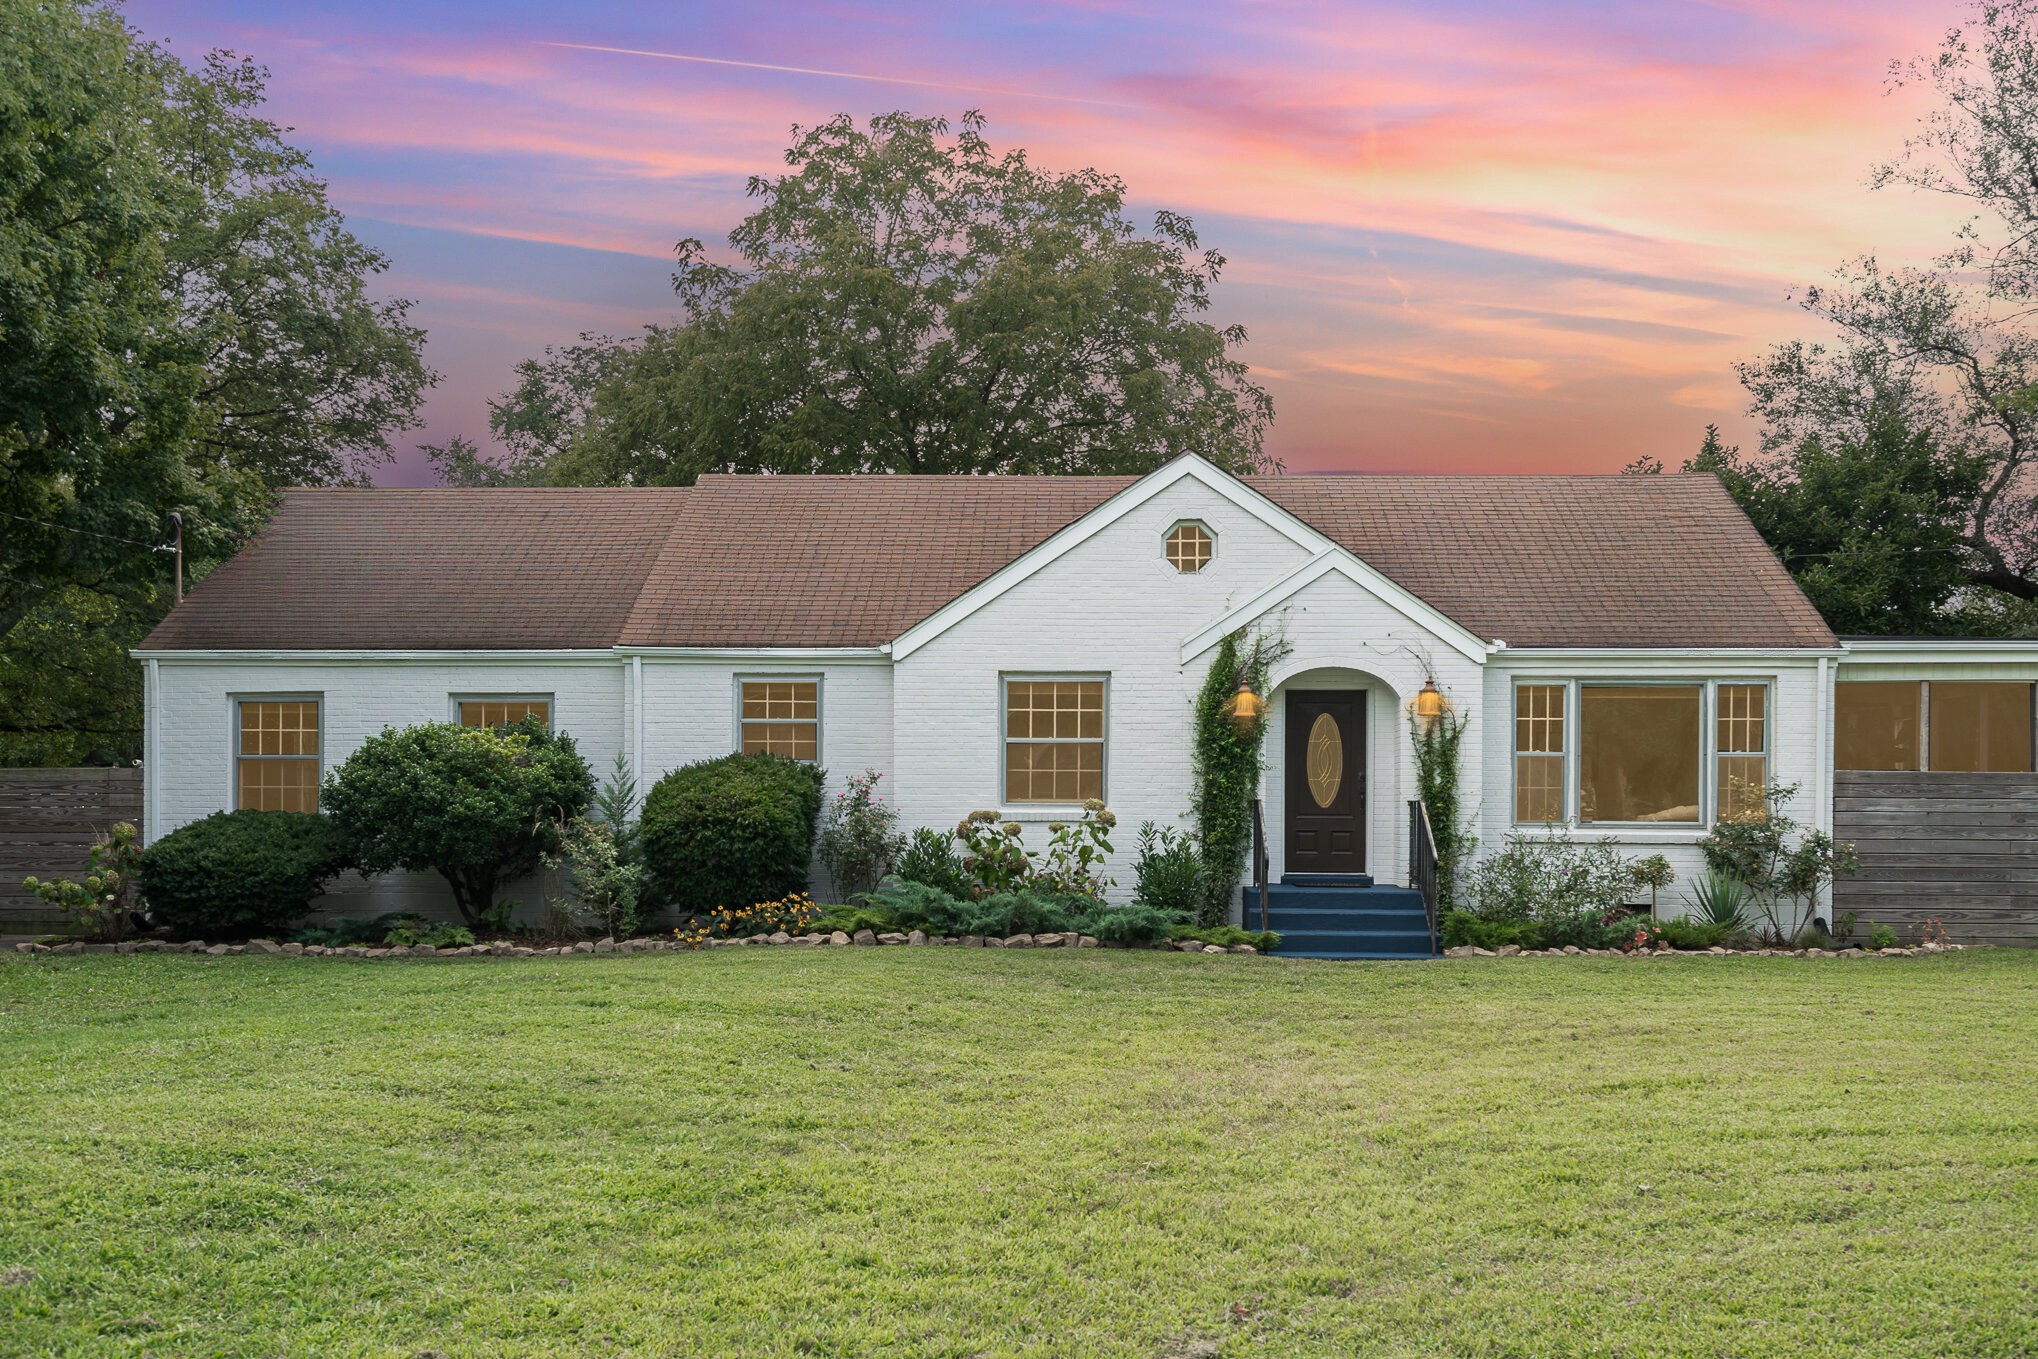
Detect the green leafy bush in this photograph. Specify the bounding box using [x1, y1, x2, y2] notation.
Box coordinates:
[323, 717, 594, 932]
[640, 753, 825, 917]
[862, 880, 971, 934]
[818, 769, 906, 899]
[893, 827, 972, 899]
[1167, 923, 1280, 951]
[954, 811, 1035, 896]
[1439, 910, 1541, 950]
[138, 810, 352, 938]
[1083, 903, 1181, 946]
[1131, 821, 1204, 918]
[1867, 923, 1899, 951]
[294, 912, 418, 947]
[809, 905, 899, 936]
[1685, 869, 1753, 932]
[1464, 831, 1649, 923]
[382, 922, 476, 949]
[1649, 917, 1733, 949]
[1696, 781, 1859, 944]
[22, 821, 143, 940]
[551, 816, 643, 939]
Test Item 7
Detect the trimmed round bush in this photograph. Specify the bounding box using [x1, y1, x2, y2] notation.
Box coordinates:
[138, 810, 353, 937]
[641, 753, 825, 916]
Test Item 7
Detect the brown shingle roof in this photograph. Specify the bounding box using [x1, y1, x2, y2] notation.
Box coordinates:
[139, 468, 1836, 652]
[139, 488, 689, 650]
[1249, 475, 1835, 649]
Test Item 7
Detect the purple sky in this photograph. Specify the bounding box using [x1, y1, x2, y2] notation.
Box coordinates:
[128, 0, 1966, 483]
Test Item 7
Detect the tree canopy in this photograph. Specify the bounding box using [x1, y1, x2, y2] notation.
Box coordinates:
[1726, 0, 2038, 629]
[0, 0, 433, 762]
[428, 110, 1274, 487]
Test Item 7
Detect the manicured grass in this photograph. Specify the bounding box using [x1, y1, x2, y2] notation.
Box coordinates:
[3, 949, 2036, 1358]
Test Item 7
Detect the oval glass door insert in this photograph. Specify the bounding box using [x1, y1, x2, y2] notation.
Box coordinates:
[1306, 712, 1343, 808]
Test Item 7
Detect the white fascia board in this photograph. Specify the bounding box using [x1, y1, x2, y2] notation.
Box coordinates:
[1837, 638, 2038, 666]
[1498, 647, 1841, 668]
[132, 648, 620, 664]
[621, 646, 891, 665]
[1179, 550, 1491, 666]
[890, 453, 1334, 661]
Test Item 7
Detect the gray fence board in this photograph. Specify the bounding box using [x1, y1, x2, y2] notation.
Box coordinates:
[0, 768, 142, 930]
[1834, 770, 2038, 946]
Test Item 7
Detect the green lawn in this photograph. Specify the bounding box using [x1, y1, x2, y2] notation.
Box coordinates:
[2, 950, 2035, 1358]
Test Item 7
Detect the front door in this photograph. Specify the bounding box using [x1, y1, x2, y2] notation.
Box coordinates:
[1285, 690, 1366, 874]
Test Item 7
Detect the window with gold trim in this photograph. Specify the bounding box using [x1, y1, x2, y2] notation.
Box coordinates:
[1004, 679, 1105, 802]
[1164, 522, 1213, 573]
[457, 698, 550, 729]
[1513, 683, 1565, 823]
[741, 680, 818, 760]
[236, 699, 320, 813]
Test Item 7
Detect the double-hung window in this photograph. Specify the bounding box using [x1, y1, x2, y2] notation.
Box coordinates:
[236, 699, 321, 812]
[1004, 678, 1106, 803]
[1510, 680, 1771, 827]
[740, 679, 819, 760]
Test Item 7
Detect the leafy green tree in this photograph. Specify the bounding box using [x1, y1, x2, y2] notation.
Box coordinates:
[323, 719, 595, 932]
[0, 1, 432, 764]
[430, 111, 1273, 486]
[1635, 417, 2001, 635]
[1738, 1, 2038, 611]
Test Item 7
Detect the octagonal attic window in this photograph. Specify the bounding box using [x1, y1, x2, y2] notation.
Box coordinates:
[1165, 521, 1214, 573]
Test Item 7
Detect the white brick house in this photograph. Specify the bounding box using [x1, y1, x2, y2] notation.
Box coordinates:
[134, 454, 2038, 947]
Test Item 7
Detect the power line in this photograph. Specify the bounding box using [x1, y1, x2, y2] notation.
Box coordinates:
[0, 510, 176, 553]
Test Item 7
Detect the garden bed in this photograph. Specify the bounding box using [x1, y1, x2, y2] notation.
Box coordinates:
[13, 929, 1263, 958]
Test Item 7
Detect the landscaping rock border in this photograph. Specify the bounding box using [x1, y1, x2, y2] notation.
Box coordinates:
[1440, 942, 1971, 960]
[12, 932, 1265, 958]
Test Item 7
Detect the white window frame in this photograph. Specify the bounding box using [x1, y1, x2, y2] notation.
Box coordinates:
[1509, 678, 1775, 830]
[999, 673, 1110, 808]
[732, 673, 823, 763]
[1510, 679, 1569, 826]
[449, 694, 556, 728]
[229, 693, 324, 813]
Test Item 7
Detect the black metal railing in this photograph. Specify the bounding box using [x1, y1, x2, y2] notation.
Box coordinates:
[1408, 798, 1440, 953]
[1251, 798, 1271, 933]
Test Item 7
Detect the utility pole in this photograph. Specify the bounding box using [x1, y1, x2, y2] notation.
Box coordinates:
[167, 512, 183, 606]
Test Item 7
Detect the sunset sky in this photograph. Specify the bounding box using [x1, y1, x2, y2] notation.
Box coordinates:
[128, 0, 1969, 483]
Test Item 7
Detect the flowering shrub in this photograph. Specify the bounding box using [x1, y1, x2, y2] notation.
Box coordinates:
[818, 769, 905, 900]
[1038, 801, 1117, 901]
[955, 811, 1035, 897]
[674, 892, 822, 949]
[23, 821, 143, 940]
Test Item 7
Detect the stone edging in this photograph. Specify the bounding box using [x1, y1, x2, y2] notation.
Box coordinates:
[1442, 942, 1972, 959]
[14, 929, 1263, 958]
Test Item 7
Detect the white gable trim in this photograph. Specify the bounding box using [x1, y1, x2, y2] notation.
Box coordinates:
[890, 453, 1333, 661]
[1179, 549, 1491, 666]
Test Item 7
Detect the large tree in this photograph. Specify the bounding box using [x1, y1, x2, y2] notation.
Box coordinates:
[1735, 1, 2038, 620]
[429, 110, 1274, 486]
[0, 1, 433, 763]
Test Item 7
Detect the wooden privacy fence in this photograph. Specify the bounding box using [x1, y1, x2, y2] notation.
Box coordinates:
[0, 768, 142, 930]
[1833, 770, 2038, 946]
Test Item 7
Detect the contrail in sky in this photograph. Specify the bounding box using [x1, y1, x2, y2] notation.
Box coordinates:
[538, 41, 1137, 110]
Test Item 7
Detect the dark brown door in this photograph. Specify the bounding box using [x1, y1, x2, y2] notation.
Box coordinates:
[1285, 690, 1366, 874]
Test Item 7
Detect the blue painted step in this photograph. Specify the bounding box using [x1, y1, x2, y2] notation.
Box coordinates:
[1260, 880, 1437, 961]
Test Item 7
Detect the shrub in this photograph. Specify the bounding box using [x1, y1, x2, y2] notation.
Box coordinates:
[323, 717, 595, 932]
[1131, 821, 1204, 918]
[1439, 909, 1540, 950]
[1867, 923, 1899, 951]
[591, 751, 642, 865]
[818, 769, 906, 900]
[295, 912, 418, 947]
[382, 922, 476, 949]
[893, 827, 972, 899]
[640, 753, 825, 917]
[1037, 801, 1117, 900]
[864, 880, 973, 934]
[550, 816, 643, 939]
[1084, 902, 1181, 946]
[1697, 781, 1858, 944]
[1649, 916, 1733, 950]
[678, 892, 822, 944]
[138, 810, 353, 938]
[1168, 923, 1281, 952]
[22, 821, 143, 940]
[1463, 831, 1647, 924]
[809, 905, 899, 936]
[954, 811, 1034, 897]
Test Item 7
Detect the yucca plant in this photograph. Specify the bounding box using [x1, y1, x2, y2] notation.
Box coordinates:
[1686, 869, 1753, 932]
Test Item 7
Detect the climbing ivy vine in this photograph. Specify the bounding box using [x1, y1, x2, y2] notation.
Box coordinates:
[1190, 628, 1290, 925]
[1409, 696, 1475, 908]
